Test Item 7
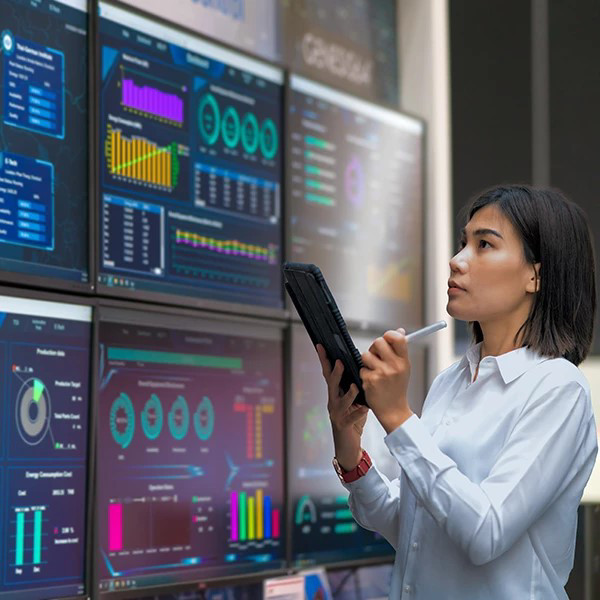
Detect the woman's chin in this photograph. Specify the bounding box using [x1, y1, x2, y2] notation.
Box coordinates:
[446, 301, 472, 321]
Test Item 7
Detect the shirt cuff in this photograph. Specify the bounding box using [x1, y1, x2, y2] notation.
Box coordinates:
[342, 463, 390, 503]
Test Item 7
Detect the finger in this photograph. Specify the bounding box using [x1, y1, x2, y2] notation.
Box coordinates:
[328, 359, 344, 396]
[316, 344, 332, 377]
[383, 329, 408, 358]
[371, 336, 397, 362]
[337, 383, 359, 412]
[342, 403, 369, 427]
[397, 328, 406, 335]
[361, 351, 382, 370]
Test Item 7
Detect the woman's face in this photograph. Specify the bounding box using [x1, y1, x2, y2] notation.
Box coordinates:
[447, 204, 538, 324]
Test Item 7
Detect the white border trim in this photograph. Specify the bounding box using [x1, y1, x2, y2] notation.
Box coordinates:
[54, 0, 87, 12]
[0, 296, 91, 322]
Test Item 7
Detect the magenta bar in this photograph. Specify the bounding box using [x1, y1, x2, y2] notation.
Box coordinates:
[230, 491, 238, 541]
[108, 503, 123, 551]
[272, 508, 280, 539]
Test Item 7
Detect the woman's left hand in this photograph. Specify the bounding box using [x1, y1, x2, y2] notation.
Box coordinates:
[360, 328, 413, 434]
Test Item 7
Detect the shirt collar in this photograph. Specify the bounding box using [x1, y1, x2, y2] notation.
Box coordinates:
[460, 342, 549, 385]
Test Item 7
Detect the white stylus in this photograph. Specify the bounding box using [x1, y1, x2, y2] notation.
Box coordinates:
[404, 320, 447, 342]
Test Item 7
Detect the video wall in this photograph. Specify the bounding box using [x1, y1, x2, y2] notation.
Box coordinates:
[0, 1, 425, 599]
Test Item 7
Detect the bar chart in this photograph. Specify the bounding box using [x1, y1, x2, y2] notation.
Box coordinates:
[105, 125, 181, 190]
[230, 490, 280, 543]
[233, 402, 276, 459]
[11, 505, 46, 568]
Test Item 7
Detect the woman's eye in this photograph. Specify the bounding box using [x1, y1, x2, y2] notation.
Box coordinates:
[479, 239, 492, 249]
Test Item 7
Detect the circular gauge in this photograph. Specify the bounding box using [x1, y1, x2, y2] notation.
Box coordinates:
[241, 112, 259, 154]
[198, 93, 220, 145]
[110, 392, 135, 449]
[168, 395, 189, 440]
[260, 118, 278, 160]
[193, 396, 215, 441]
[221, 106, 240, 148]
[141, 393, 163, 440]
[15, 378, 51, 446]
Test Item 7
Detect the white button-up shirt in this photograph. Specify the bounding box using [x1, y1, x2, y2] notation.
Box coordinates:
[345, 343, 598, 599]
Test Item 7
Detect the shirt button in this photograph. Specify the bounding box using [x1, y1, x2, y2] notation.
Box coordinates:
[412, 541, 419, 550]
[445, 418, 452, 426]
[404, 584, 412, 593]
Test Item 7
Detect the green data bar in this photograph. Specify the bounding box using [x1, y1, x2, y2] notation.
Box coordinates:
[336, 495, 349, 505]
[335, 509, 353, 520]
[239, 492, 247, 541]
[33, 511, 42, 564]
[305, 193, 335, 207]
[304, 135, 328, 148]
[335, 522, 358, 534]
[16, 512, 24, 566]
[107, 347, 243, 369]
[304, 165, 320, 174]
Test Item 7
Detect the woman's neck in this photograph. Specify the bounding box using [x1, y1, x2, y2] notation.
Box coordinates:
[479, 316, 528, 359]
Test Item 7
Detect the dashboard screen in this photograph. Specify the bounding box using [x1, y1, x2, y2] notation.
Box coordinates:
[289, 324, 426, 566]
[287, 74, 424, 329]
[97, 2, 284, 311]
[0, 0, 89, 286]
[0, 295, 92, 600]
[95, 308, 285, 594]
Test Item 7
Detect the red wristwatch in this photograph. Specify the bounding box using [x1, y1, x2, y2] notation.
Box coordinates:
[332, 449, 372, 483]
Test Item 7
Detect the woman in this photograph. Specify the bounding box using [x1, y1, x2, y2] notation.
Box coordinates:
[317, 185, 597, 599]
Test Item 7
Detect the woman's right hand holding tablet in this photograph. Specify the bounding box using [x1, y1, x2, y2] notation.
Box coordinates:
[316, 344, 369, 472]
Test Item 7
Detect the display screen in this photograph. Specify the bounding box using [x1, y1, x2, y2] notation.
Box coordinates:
[97, 3, 284, 310]
[289, 324, 425, 566]
[95, 309, 285, 594]
[0, 295, 92, 600]
[0, 0, 89, 285]
[287, 74, 424, 329]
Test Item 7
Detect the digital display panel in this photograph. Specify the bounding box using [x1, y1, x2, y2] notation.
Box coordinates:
[0, 295, 92, 600]
[97, 3, 284, 311]
[287, 74, 424, 329]
[289, 324, 426, 566]
[0, 0, 89, 286]
[95, 308, 285, 594]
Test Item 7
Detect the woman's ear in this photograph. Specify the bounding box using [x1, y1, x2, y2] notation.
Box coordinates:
[526, 263, 541, 294]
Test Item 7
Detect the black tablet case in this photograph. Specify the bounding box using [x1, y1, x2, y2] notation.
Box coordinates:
[283, 262, 367, 406]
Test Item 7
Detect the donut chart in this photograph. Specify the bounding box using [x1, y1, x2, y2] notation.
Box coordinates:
[110, 392, 135, 449]
[198, 93, 220, 145]
[141, 393, 163, 440]
[15, 378, 51, 446]
[193, 396, 215, 441]
[168, 395, 189, 440]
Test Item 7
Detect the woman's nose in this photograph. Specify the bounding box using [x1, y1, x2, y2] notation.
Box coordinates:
[449, 248, 469, 273]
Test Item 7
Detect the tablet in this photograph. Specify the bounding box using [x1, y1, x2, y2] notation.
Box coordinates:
[283, 262, 367, 406]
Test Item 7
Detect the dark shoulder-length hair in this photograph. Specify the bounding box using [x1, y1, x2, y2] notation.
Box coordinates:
[463, 184, 596, 365]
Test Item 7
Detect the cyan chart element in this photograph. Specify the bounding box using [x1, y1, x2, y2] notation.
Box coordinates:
[241, 112, 259, 154]
[0, 151, 54, 250]
[3, 32, 65, 138]
[110, 392, 135, 449]
[221, 106, 240, 148]
[15, 377, 51, 446]
[141, 393, 163, 440]
[193, 395, 215, 441]
[260, 118, 278, 160]
[168, 395, 190, 440]
[198, 93, 220, 145]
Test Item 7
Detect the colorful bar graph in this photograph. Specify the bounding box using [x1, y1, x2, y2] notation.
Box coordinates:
[15, 512, 24, 566]
[33, 510, 42, 565]
[230, 490, 279, 542]
[122, 78, 183, 124]
[108, 503, 123, 552]
[230, 491, 238, 541]
[234, 402, 276, 459]
[239, 492, 247, 542]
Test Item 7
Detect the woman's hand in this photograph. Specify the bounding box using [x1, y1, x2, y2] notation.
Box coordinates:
[360, 329, 413, 434]
[316, 344, 369, 471]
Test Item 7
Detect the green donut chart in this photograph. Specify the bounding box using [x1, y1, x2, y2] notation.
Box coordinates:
[110, 392, 135, 449]
[260, 118, 278, 160]
[198, 93, 220, 145]
[141, 393, 163, 440]
[221, 106, 240, 149]
[168, 395, 190, 440]
[241, 112, 259, 154]
[194, 396, 215, 441]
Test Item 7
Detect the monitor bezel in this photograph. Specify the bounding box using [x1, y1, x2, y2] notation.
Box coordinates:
[283, 70, 428, 333]
[92, 0, 288, 321]
[90, 297, 289, 599]
[0, 284, 95, 600]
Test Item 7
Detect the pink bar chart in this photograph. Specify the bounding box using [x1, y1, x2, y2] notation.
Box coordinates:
[122, 77, 184, 124]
